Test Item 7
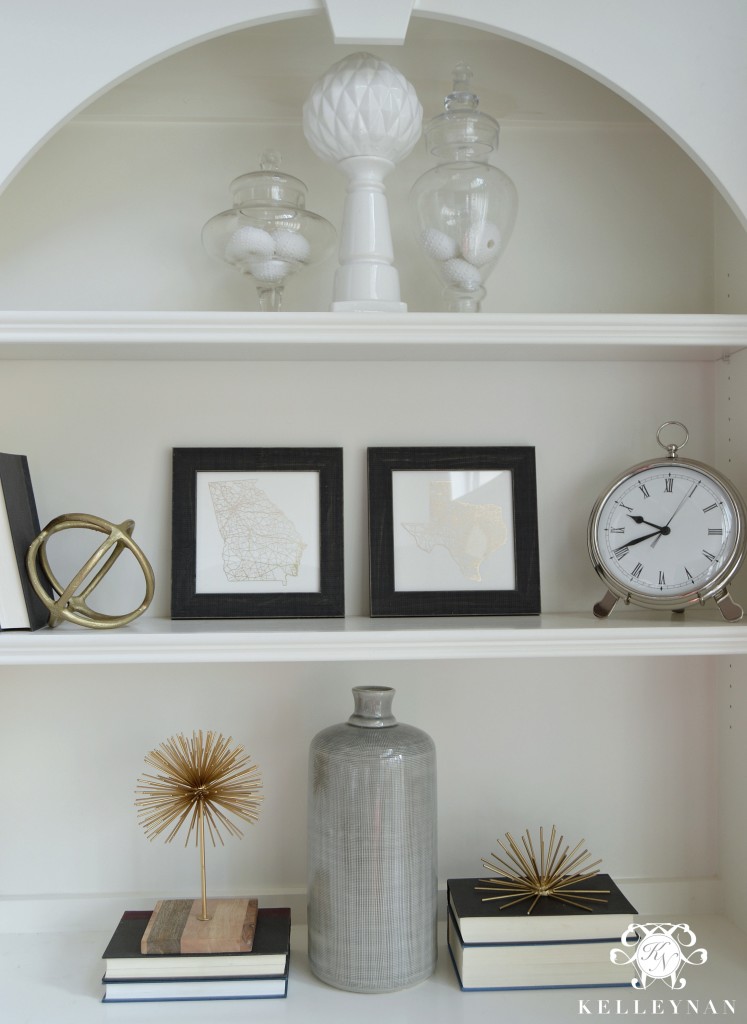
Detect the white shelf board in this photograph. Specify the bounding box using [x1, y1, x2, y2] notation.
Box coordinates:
[0, 311, 745, 361]
[2, 918, 745, 1024]
[2, 613, 747, 665]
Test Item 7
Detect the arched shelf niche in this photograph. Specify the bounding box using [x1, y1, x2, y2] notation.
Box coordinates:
[0, 1, 746, 229]
[0, 10, 741, 314]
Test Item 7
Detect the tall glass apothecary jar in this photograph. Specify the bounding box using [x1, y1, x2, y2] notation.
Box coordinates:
[410, 63, 518, 312]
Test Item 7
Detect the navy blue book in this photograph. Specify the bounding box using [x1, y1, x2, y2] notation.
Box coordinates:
[447, 906, 633, 991]
[102, 970, 288, 1002]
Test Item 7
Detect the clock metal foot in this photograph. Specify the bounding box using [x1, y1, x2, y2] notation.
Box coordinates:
[593, 589, 619, 619]
[714, 589, 744, 622]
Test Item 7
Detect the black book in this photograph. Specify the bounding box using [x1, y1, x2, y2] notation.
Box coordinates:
[102, 906, 290, 980]
[448, 875, 637, 944]
[0, 453, 48, 631]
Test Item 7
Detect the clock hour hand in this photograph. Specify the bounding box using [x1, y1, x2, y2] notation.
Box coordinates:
[627, 514, 669, 532]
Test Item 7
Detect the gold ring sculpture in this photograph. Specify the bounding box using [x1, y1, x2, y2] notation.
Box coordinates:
[26, 513, 155, 629]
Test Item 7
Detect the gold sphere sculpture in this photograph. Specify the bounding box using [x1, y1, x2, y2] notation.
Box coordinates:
[26, 513, 155, 629]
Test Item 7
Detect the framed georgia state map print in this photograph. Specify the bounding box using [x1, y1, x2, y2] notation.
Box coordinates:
[172, 447, 344, 618]
[367, 446, 540, 617]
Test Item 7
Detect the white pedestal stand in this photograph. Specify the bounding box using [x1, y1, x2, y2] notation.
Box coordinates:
[332, 155, 405, 312]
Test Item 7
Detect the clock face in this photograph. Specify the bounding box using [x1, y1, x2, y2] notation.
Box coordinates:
[591, 461, 741, 601]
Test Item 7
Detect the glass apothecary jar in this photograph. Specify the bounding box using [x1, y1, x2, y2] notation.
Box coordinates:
[410, 64, 518, 312]
[202, 150, 336, 311]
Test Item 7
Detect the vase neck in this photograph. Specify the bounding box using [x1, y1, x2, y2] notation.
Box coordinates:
[348, 686, 397, 728]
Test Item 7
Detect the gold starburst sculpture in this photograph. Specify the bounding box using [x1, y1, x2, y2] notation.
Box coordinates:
[136, 731, 263, 922]
[477, 825, 609, 915]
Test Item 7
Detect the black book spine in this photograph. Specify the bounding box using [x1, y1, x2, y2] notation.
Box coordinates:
[0, 453, 49, 631]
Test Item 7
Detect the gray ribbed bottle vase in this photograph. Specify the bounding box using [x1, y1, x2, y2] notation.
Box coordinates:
[307, 686, 437, 992]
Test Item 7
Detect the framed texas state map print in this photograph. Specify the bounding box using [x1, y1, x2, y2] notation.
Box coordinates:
[367, 447, 540, 617]
[172, 447, 344, 619]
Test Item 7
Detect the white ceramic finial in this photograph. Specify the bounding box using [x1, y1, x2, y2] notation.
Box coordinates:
[303, 52, 422, 312]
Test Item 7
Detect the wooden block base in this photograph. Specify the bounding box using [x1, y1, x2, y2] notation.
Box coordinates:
[140, 897, 258, 955]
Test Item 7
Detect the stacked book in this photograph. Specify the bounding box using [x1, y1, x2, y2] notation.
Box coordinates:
[447, 876, 637, 991]
[101, 905, 291, 1002]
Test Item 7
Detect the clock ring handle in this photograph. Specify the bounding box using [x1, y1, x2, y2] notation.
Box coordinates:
[656, 420, 689, 459]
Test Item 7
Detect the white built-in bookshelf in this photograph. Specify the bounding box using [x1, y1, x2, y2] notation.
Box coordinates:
[1, 5, 747, 1022]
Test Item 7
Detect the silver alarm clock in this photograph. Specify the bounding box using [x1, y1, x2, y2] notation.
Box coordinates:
[588, 422, 746, 621]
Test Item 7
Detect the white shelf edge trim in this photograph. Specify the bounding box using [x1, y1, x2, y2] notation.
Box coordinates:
[2, 614, 746, 665]
[0, 311, 745, 361]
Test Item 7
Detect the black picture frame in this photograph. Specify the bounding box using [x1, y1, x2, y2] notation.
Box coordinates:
[172, 447, 344, 619]
[367, 446, 540, 617]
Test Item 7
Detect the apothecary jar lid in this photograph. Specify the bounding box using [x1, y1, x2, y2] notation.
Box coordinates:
[229, 149, 308, 210]
[424, 61, 500, 161]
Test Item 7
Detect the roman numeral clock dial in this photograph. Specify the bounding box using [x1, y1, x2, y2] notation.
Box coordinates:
[587, 423, 747, 621]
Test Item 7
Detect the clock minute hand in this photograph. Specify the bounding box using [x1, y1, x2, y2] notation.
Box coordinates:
[613, 528, 665, 555]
